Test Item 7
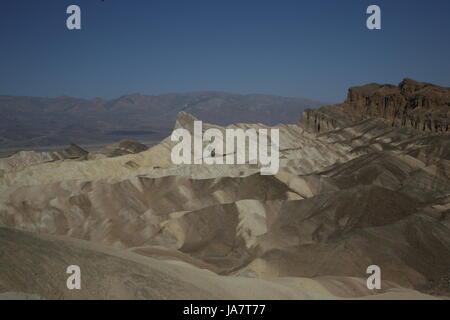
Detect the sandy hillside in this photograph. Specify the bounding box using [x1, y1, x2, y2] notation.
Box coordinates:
[0, 79, 449, 299]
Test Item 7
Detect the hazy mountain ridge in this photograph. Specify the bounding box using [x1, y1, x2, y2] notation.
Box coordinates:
[0, 91, 323, 149]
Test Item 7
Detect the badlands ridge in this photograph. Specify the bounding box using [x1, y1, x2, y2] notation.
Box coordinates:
[0, 79, 449, 299]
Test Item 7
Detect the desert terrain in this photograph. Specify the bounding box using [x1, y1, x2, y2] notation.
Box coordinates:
[0, 78, 449, 299]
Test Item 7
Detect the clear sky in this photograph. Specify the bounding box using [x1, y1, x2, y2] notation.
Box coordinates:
[0, 0, 449, 102]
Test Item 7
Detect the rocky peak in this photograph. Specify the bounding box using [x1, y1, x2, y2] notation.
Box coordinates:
[58, 143, 89, 159]
[174, 111, 200, 131]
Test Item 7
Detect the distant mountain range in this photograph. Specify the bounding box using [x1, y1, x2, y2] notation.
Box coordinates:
[0, 91, 324, 149]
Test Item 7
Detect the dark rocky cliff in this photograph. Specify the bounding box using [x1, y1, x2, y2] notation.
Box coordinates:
[300, 79, 450, 134]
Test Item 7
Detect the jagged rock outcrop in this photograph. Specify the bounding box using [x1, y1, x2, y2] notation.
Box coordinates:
[301, 78, 450, 134]
[0, 140, 150, 172]
[57, 143, 89, 159]
[89, 140, 149, 159]
[0, 143, 88, 172]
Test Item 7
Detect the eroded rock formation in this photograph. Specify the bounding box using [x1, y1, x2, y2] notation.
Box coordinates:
[0, 79, 449, 299]
[301, 78, 450, 134]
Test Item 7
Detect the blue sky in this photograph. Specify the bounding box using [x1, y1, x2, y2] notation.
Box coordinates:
[0, 0, 449, 102]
